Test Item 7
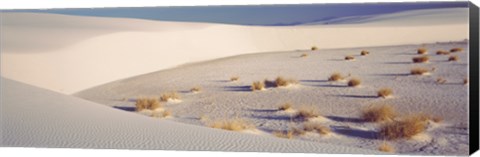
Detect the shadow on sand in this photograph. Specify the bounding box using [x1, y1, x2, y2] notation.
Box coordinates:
[332, 126, 378, 140]
[113, 106, 136, 112]
[331, 94, 378, 99]
[224, 85, 252, 92]
[326, 116, 365, 123]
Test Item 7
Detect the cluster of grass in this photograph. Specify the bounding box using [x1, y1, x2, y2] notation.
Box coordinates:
[362, 104, 396, 122]
[208, 118, 255, 131]
[272, 130, 295, 139]
[328, 72, 344, 82]
[190, 86, 202, 93]
[436, 50, 450, 55]
[378, 142, 395, 153]
[311, 46, 318, 51]
[251, 81, 265, 91]
[347, 78, 361, 87]
[135, 98, 162, 111]
[361, 50, 370, 56]
[345, 55, 355, 61]
[450, 47, 463, 52]
[278, 103, 292, 111]
[410, 67, 430, 75]
[160, 92, 181, 101]
[377, 88, 393, 98]
[379, 114, 429, 140]
[303, 122, 331, 135]
[448, 55, 459, 62]
[274, 77, 298, 87]
[412, 55, 429, 63]
[294, 106, 321, 121]
[417, 48, 428, 54]
[300, 53, 308, 57]
[151, 109, 172, 118]
[230, 76, 239, 82]
[436, 77, 447, 84]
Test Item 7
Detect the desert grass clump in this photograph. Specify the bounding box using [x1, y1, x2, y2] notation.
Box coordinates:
[294, 106, 321, 121]
[378, 142, 395, 153]
[436, 77, 447, 84]
[300, 53, 308, 57]
[275, 77, 298, 87]
[273, 130, 294, 139]
[379, 114, 428, 140]
[135, 98, 162, 111]
[377, 88, 393, 98]
[160, 92, 181, 102]
[208, 118, 254, 131]
[230, 76, 239, 82]
[448, 55, 459, 62]
[190, 86, 202, 93]
[303, 123, 331, 135]
[450, 47, 463, 52]
[412, 55, 430, 63]
[436, 50, 450, 55]
[417, 48, 428, 54]
[410, 67, 430, 75]
[347, 78, 361, 87]
[278, 103, 293, 111]
[345, 55, 355, 61]
[251, 81, 265, 91]
[311, 46, 318, 51]
[361, 50, 370, 56]
[328, 72, 344, 82]
[362, 104, 396, 122]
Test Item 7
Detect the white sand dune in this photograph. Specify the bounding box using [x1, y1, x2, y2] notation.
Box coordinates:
[1, 8, 468, 94]
[0, 78, 381, 154]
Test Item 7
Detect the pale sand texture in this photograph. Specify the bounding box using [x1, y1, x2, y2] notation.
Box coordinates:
[1, 8, 468, 94]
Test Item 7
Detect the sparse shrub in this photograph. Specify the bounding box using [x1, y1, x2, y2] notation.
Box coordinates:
[436, 50, 450, 55]
[135, 98, 162, 111]
[345, 55, 355, 61]
[311, 46, 318, 51]
[162, 110, 172, 118]
[362, 104, 396, 122]
[230, 76, 239, 82]
[278, 103, 293, 111]
[160, 92, 181, 101]
[378, 142, 395, 153]
[412, 55, 429, 63]
[328, 72, 344, 82]
[448, 55, 459, 62]
[417, 48, 428, 54]
[208, 118, 254, 131]
[436, 77, 447, 84]
[294, 106, 320, 121]
[361, 50, 369, 56]
[410, 67, 430, 75]
[273, 130, 294, 139]
[251, 81, 265, 91]
[275, 77, 298, 87]
[190, 86, 202, 93]
[303, 123, 331, 135]
[450, 47, 463, 52]
[300, 53, 308, 57]
[347, 78, 361, 87]
[377, 88, 393, 98]
[379, 114, 428, 140]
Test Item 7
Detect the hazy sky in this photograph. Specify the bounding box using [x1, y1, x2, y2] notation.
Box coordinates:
[7, 1, 468, 25]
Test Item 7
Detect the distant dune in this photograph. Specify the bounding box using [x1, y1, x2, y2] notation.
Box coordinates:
[1, 8, 468, 94]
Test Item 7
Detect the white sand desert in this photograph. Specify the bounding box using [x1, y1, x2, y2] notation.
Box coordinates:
[0, 8, 470, 155]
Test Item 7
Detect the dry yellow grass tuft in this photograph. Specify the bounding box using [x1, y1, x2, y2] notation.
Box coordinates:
[347, 78, 361, 87]
[436, 50, 450, 55]
[294, 106, 321, 121]
[379, 114, 428, 140]
[345, 55, 355, 61]
[412, 55, 430, 63]
[160, 92, 181, 102]
[328, 72, 344, 82]
[251, 81, 265, 91]
[448, 55, 459, 62]
[303, 122, 331, 135]
[230, 76, 239, 82]
[361, 50, 370, 56]
[311, 46, 318, 51]
[278, 103, 293, 111]
[410, 67, 430, 75]
[362, 104, 396, 122]
[377, 88, 393, 98]
[273, 130, 294, 139]
[436, 77, 447, 84]
[378, 142, 395, 153]
[275, 77, 298, 87]
[300, 53, 308, 57]
[208, 118, 254, 131]
[450, 47, 463, 52]
[135, 98, 162, 111]
[417, 48, 428, 54]
[190, 86, 202, 93]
